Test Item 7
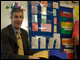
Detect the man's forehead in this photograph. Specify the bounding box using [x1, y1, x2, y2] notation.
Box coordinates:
[13, 12, 23, 15]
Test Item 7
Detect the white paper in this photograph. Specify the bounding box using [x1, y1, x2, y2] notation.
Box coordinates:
[48, 38, 55, 49]
[31, 37, 39, 49]
[53, 33, 60, 38]
[55, 38, 61, 49]
[40, 37, 46, 49]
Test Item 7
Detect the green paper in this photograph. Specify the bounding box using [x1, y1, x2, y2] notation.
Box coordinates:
[11, 2, 16, 9]
[32, 15, 38, 23]
[61, 28, 73, 35]
[53, 9, 56, 16]
[61, 16, 73, 22]
[41, 16, 47, 23]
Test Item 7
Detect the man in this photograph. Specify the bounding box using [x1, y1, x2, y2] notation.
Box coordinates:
[72, 20, 79, 59]
[1, 7, 40, 59]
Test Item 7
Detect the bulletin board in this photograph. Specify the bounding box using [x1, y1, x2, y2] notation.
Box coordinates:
[28, 1, 61, 51]
[60, 6, 75, 59]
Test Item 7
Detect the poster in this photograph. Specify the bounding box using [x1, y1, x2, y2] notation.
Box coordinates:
[29, 1, 61, 51]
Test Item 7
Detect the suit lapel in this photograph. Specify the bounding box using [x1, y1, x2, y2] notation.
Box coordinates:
[9, 24, 18, 47]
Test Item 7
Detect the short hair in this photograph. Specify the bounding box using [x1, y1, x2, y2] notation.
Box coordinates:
[10, 7, 23, 17]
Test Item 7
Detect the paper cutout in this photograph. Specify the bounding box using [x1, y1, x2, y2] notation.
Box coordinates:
[55, 38, 61, 49]
[72, 6, 75, 10]
[40, 37, 46, 49]
[32, 15, 38, 23]
[53, 9, 57, 16]
[61, 22, 73, 29]
[33, 50, 67, 59]
[33, 50, 49, 59]
[62, 45, 74, 50]
[53, 2, 59, 9]
[61, 28, 73, 35]
[60, 11, 73, 18]
[63, 12, 71, 14]
[41, 1, 48, 7]
[41, 16, 47, 23]
[31, 37, 39, 49]
[62, 38, 74, 45]
[32, 6, 37, 14]
[61, 16, 73, 22]
[75, 6, 79, 19]
[54, 25, 57, 32]
[32, 23, 38, 31]
[53, 33, 60, 38]
[41, 7, 47, 15]
[31, 1, 39, 6]
[54, 17, 57, 24]
[48, 38, 55, 49]
[63, 49, 75, 59]
[41, 24, 51, 32]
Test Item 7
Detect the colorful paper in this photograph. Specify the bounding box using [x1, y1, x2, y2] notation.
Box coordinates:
[62, 38, 74, 45]
[75, 6, 79, 19]
[53, 9, 57, 16]
[61, 16, 73, 22]
[41, 24, 51, 32]
[60, 11, 73, 18]
[41, 7, 47, 15]
[33, 50, 49, 59]
[54, 25, 57, 32]
[33, 50, 67, 59]
[53, 2, 59, 9]
[32, 6, 37, 14]
[54, 17, 57, 24]
[41, 16, 47, 23]
[41, 1, 48, 7]
[32, 15, 38, 23]
[63, 49, 75, 59]
[61, 22, 73, 29]
[61, 28, 73, 35]
[31, 1, 39, 6]
[32, 23, 38, 31]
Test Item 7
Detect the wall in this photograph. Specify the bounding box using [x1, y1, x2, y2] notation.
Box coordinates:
[1, 1, 79, 31]
[1, 1, 29, 32]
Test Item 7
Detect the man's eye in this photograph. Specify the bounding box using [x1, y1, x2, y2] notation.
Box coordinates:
[15, 16, 18, 18]
[20, 16, 23, 18]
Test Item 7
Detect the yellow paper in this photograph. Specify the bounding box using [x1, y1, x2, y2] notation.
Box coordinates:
[75, 6, 79, 19]
[41, 7, 47, 15]
[54, 25, 57, 32]
[53, 2, 59, 9]
[61, 22, 73, 28]
[33, 50, 49, 59]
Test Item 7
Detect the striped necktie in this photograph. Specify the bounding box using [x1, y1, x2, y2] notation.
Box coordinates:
[16, 30, 24, 55]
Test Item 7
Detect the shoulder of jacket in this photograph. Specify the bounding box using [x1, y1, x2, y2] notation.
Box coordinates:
[20, 28, 28, 33]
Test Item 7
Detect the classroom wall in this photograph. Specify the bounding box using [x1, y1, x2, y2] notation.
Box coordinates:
[1, 1, 29, 32]
[1, 1, 79, 32]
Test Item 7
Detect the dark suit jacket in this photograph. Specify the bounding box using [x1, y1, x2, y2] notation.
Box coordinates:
[1, 24, 38, 59]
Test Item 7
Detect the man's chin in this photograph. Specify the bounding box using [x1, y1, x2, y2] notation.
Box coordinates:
[15, 26, 21, 30]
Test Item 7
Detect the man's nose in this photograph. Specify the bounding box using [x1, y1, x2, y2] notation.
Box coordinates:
[17, 17, 21, 20]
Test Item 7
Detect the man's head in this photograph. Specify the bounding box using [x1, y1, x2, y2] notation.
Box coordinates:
[10, 7, 24, 30]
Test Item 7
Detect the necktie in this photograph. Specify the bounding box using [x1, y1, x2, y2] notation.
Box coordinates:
[16, 30, 24, 55]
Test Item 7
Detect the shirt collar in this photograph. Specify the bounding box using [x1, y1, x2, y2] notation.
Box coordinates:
[12, 24, 21, 34]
